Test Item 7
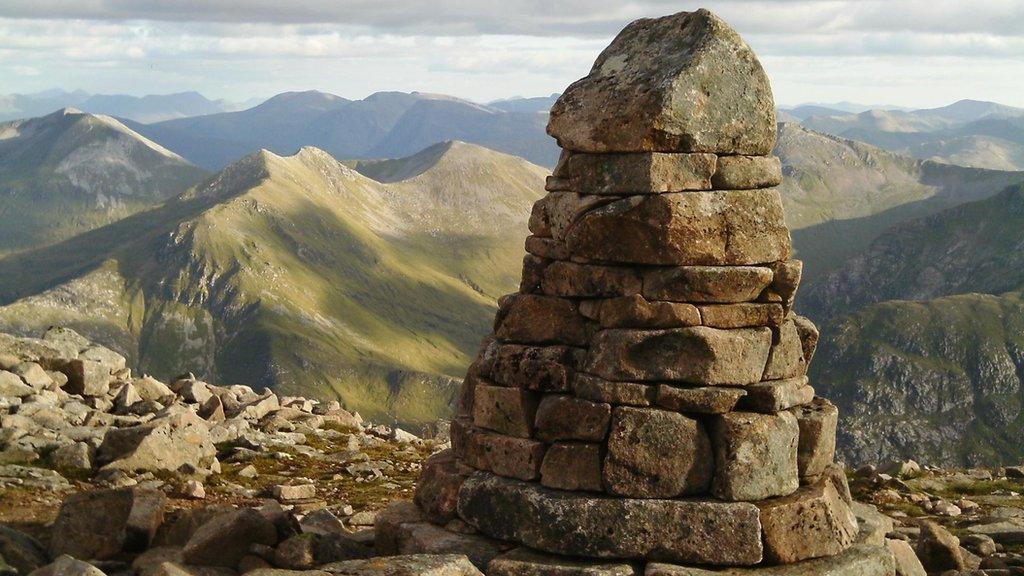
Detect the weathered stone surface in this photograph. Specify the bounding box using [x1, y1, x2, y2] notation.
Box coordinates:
[712, 155, 782, 190]
[915, 521, 966, 573]
[375, 501, 425, 555]
[791, 316, 819, 367]
[547, 9, 775, 155]
[488, 548, 637, 576]
[495, 295, 594, 346]
[851, 503, 892, 548]
[534, 395, 611, 441]
[471, 385, 538, 438]
[699, 304, 784, 329]
[642, 266, 774, 303]
[586, 327, 772, 385]
[0, 525, 48, 576]
[553, 152, 717, 194]
[461, 429, 545, 481]
[525, 236, 571, 261]
[0, 371, 33, 397]
[520, 254, 549, 293]
[541, 262, 642, 298]
[490, 344, 583, 392]
[414, 450, 471, 525]
[182, 508, 278, 567]
[29, 555, 107, 576]
[320, 555, 484, 576]
[377, 521, 505, 571]
[792, 397, 838, 480]
[645, 543, 895, 575]
[758, 479, 859, 564]
[50, 488, 166, 560]
[540, 442, 603, 492]
[762, 319, 807, 381]
[574, 375, 655, 406]
[603, 407, 712, 498]
[739, 377, 814, 413]
[96, 409, 217, 473]
[885, 539, 925, 576]
[656, 385, 746, 414]
[58, 358, 111, 397]
[581, 295, 701, 329]
[458, 472, 763, 565]
[762, 261, 803, 311]
[564, 190, 790, 266]
[711, 411, 799, 501]
[529, 192, 613, 242]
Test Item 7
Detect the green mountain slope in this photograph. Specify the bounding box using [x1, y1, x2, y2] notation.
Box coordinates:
[0, 108, 207, 254]
[0, 141, 545, 427]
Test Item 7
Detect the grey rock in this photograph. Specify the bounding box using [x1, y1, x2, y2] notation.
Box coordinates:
[710, 411, 799, 501]
[182, 508, 278, 568]
[49, 487, 166, 560]
[320, 554, 484, 576]
[488, 547, 637, 576]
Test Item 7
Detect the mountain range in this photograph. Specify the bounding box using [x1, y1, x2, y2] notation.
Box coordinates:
[0, 89, 246, 124]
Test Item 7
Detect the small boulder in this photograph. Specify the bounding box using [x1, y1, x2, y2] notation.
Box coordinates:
[49, 488, 166, 560]
[182, 508, 278, 568]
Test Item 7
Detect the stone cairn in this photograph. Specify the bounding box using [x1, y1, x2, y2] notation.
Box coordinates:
[403, 9, 896, 575]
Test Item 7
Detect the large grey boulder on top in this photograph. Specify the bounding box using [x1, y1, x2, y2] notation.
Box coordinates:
[547, 9, 776, 155]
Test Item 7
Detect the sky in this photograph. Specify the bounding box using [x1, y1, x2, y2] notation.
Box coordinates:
[1, 1, 1023, 109]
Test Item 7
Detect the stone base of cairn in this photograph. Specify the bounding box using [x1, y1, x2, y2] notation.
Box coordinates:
[398, 8, 896, 576]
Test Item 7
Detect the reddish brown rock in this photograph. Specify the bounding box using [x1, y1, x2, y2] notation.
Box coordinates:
[490, 344, 583, 392]
[414, 449, 472, 524]
[792, 397, 839, 480]
[642, 266, 774, 303]
[472, 384, 538, 438]
[520, 254, 550, 293]
[525, 236, 571, 260]
[581, 295, 701, 329]
[712, 155, 782, 189]
[546, 9, 776, 155]
[528, 192, 613, 242]
[553, 152, 717, 194]
[711, 411, 799, 501]
[540, 442, 604, 492]
[699, 303, 784, 328]
[586, 327, 772, 385]
[488, 547, 637, 576]
[563, 190, 790, 266]
[603, 407, 712, 498]
[462, 429, 546, 481]
[534, 395, 611, 442]
[50, 488, 166, 560]
[656, 385, 746, 414]
[758, 478, 858, 564]
[495, 295, 594, 346]
[574, 374, 656, 407]
[541, 261, 642, 298]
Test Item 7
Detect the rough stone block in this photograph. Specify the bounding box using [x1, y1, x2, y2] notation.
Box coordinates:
[458, 472, 764, 565]
[414, 449, 472, 524]
[553, 152, 717, 194]
[563, 190, 791, 266]
[534, 395, 611, 441]
[603, 407, 712, 498]
[540, 442, 603, 492]
[762, 319, 807, 381]
[758, 478, 859, 564]
[739, 377, 814, 413]
[711, 155, 782, 190]
[645, 543, 894, 575]
[462, 428, 546, 481]
[321, 553, 486, 576]
[656, 385, 746, 414]
[792, 316, 820, 367]
[761, 260, 803, 312]
[526, 236, 571, 260]
[699, 303, 784, 328]
[491, 344, 583, 393]
[546, 9, 776, 155]
[472, 385, 538, 438]
[541, 261, 643, 298]
[574, 374, 656, 407]
[529, 192, 613, 242]
[642, 266, 774, 303]
[586, 327, 772, 385]
[711, 411, 799, 501]
[495, 295, 594, 346]
[488, 547, 638, 576]
[792, 397, 839, 480]
[520, 254, 550, 294]
[581, 295, 701, 329]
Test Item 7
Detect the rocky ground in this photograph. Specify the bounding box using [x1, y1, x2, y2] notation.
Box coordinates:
[1, 326, 1024, 575]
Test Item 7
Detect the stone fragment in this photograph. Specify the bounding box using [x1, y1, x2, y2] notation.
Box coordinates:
[791, 316, 819, 367]
[603, 407, 712, 497]
[915, 521, 966, 573]
[739, 377, 814, 413]
[182, 508, 278, 567]
[50, 488, 166, 560]
[528, 192, 613, 242]
[471, 385, 538, 438]
[698, 304, 784, 329]
[586, 327, 771, 385]
[458, 473, 763, 565]
[564, 190, 790, 266]
[851, 503, 892, 548]
[762, 260, 803, 311]
[642, 266, 774, 303]
[11, 362, 53, 390]
[488, 547, 637, 576]
[645, 543, 895, 575]
[319, 554, 484, 576]
[29, 555, 107, 576]
[0, 525, 48, 576]
[133, 376, 174, 401]
[711, 411, 799, 501]
[374, 504, 503, 570]
[0, 371, 33, 397]
[656, 385, 746, 414]
[711, 155, 782, 189]
[762, 319, 807, 381]
[886, 539, 926, 576]
[58, 359, 111, 396]
[374, 501, 424, 555]
[461, 429, 545, 481]
[758, 478, 859, 564]
[414, 450, 472, 525]
[490, 344, 583, 392]
[540, 442, 603, 492]
[792, 397, 839, 479]
[525, 236, 571, 261]
[50, 442, 93, 470]
[574, 375, 655, 406]
[272, 484, 316, 502]
[495, 295, 594, 346]
[547, 9, 775, 155]
[541, 262, 642, 298]
[534, 395, 611, 441]
[96, 409, 217, 474]
[520, 254, 549, 293]
[553, 152, 717, 194]
[583, 295, 701, 329]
